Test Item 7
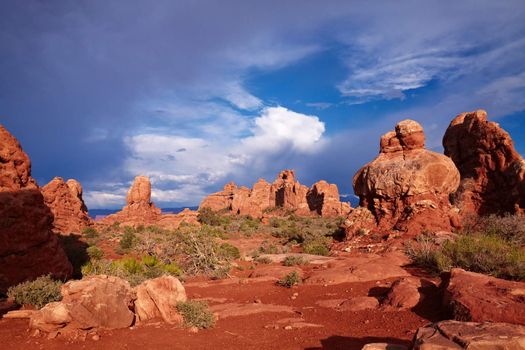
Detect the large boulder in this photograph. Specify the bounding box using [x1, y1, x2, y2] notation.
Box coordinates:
[350, 120, 460, 237]
[199, 170, 350, 218]
[443, 268, 525, 325]
[42, 177, 93, 234]
[30, 275, 135, 333]
[134, 275, 187, 324]
[413, 320, 525, 349]
[0, 125, 72, 293]
[443, 109, 525, 217]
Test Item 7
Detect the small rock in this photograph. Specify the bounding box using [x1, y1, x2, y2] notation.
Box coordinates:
[92, 334, 100, 341]
[188, 326, 199, 334]
[254, 299, 262, 304]
[284, 325, 293, 330]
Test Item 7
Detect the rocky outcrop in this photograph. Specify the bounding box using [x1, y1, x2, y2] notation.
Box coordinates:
[413, 320, 525, 350]
[383, 277, 422, 310]
[42, 177, 93, 234]
[443, 109, 525, 217]
[29, 275, 188, 336]
[0, 125, 72, 293]
[99, 175, 162, 226]
[443, 268, 525, 325]
[30, 275, 135, 334]
[349, 120, 460, 237]
[99, 176, 199, 229]
[199, 170, 351, 218]
[134, 275, 187, 324]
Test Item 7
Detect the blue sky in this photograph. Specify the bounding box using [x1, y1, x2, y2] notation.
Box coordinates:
[1, 1, 525, 209]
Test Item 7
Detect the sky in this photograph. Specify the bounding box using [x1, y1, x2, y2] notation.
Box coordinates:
[1, 0, 525, 209]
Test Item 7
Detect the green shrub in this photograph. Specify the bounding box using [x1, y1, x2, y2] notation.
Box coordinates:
[476, 214, 525, 246]
[198, 207, 230, 227]
[82, 226, 98, 239]
[407, 233, 525, 280]
[255, 256, 272, 264]
[141, 254, 159, 267]
[86, 245, 104, 260]
[218, 243, 241, 260]
[162, 262, 182, 276]
[176, 300, 215, 329]
[277, 271, 302, 288]
[302, 239, 330, 256]
[179, 230, 232, 276]
[283, 255, 307, 266]
[120, 229, 137, 250]
[7, 275, 63, 309]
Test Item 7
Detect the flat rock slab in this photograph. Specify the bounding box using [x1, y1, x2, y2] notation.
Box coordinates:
[414, 320, 525, 349]
[210, 302, 295, 318]
[304, 253, 409, 285]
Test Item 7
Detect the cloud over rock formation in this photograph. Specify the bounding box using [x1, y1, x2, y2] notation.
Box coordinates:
[100, 175, 198, 229]
[42, 177, 93, 234]
[0, 125, 72, 292]
[443, 109, 525, 217]
[199, 170, 351, 218]
[349, 120, 460, 237]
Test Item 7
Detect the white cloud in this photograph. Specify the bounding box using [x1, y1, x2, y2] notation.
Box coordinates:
[223, 82, 263, 110]
[115, 105, 325, 206]
[84, 191, 126, 209]
[242, 106, 325, 153]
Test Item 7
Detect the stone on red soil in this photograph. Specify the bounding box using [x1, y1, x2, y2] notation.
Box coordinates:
[383, 278, 422, 310]
[199, 169, 350, 218]
[443, 268, 525, 325]
[134, 276, 187, 325]
[0, 124, 72, 293]
[30, 275, 135, 334]
[42, 177, 93, 234]
[350, 119, 460, 238]
[362, 344, 408, 350]
[413, 320, 525, 350]
[338, 296, 379, 311]
[443, 109, 525, 217]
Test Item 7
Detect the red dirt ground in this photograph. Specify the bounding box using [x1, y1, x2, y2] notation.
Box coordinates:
[0, 260, 446, 350]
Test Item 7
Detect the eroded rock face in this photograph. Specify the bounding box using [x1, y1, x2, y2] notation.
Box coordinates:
[350, 120, 460, 237]
[443, 109, 525, 216]
[413, 320, 525, 350]
[30, 275, 135, 334]
[134, 275, 187, 324]
[199, 170, 350, 218]
[0, 125, 72, 293]
[42, 177, 93, 234]
[443, 268, 525, 325]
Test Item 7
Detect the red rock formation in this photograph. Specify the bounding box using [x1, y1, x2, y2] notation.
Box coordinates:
[198, 182, 238, 212]
[199, 170, 350, 218]
[0, 125, 72, 293]
[100, 175, 162, 226]
[443, 109, 525, 216]
[100, 176, 199, 229]
[443, 268, 525, 325]
[270, 170, 310, 215]
[350, 120, 460, 237]
[42, 177, 93, 234]
[307, 180, 350, 217]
